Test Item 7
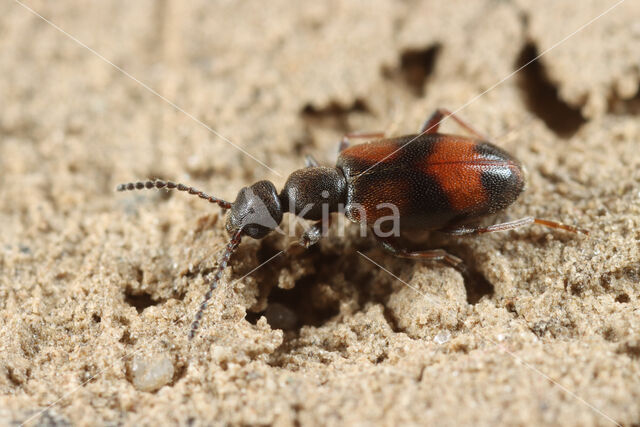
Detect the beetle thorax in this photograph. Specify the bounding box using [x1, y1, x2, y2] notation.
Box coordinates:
[280, 166, 346, 220]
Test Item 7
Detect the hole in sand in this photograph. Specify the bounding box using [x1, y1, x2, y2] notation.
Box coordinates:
[300, 98, 371, 133]
[387, 45, 440, 97]
[247, 238, 383, 334]
[615, 293, 630, 304]
[124, 288, 163, 314]
[515, 43, 586, 138]
[464, 268, 495, 305]
[382, 44, 439, 97]
[119, 329, 135, 345]
[245, 270, 341, 332]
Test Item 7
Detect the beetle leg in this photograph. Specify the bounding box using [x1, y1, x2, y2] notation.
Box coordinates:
[299, 217, 333, 248]
[300, 222, 323, 248]
[305, 154, 320, 167]
[339, 131, 386, 153]
[441, 216, 588, 235]
[376, 236, 465, 271]
[420, 108, 487, 140]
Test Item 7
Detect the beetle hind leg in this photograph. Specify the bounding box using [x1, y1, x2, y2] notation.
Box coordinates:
[420, 108, 487, 140]
[441, 216, 588, 235]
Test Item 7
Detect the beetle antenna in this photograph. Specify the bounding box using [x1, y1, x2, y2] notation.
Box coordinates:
[116, 179, 232, 210]
[189, 228, 243, 340]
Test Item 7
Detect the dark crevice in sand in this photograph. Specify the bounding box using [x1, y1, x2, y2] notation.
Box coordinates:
[598, 263, 639, 300]
[171, 361, 188, 386]
[124, 287, 165, 314]
[250, 236, 390, 337]
[249, 239, 402, 355]
[515, 43, 586, 138]
[382, 306, 402, 333]
[245, 276, 341, 332]
[602, 326, 618, 342]
[615, 293, 630, 304]
[119, 329, 135, 345]
[463, 268, 495, 305]
[300, 98, 371, 134]
[383, 44, 440, 97]
[617, 341, 640, 359]
[248, 245, 347, 333]
[247, 238, 344, 333]
[567, 279, 584, 296]
[6, 366, 24, 386]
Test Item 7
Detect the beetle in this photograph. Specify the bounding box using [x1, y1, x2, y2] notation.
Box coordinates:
[117, 108, 586, 339]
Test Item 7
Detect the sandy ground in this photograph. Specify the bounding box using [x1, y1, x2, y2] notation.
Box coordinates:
[1, 0, 640, 425]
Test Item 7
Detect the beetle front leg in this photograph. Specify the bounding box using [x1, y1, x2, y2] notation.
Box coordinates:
[299, 217, 334, 248]
[376, 236, 465, 271]
[300, 221, 323, 248]
[420, 108, 487, 140]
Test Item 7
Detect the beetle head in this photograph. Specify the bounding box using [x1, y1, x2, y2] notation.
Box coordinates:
[226, 180, 283, 239]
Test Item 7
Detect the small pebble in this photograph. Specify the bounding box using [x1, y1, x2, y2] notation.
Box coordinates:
[131, 354, 174, 392]
[433, 331, 451, 345]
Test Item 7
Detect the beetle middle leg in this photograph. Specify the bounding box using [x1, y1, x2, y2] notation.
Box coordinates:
[440, 216, 588, 235]
[376, 236, 465, 271]
[420, 108, 487, 140]
[338, 131, 386, 152]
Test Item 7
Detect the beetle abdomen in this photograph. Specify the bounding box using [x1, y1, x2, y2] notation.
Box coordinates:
[337, 134, 525, 230]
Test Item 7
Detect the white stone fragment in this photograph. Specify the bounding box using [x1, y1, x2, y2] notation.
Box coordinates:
[131, 354, 174, 392]
[433, 331, 451, 345]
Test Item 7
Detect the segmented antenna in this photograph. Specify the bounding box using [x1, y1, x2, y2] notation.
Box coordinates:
[116, 179, 232, 210]
[189, 229, 243, 340]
